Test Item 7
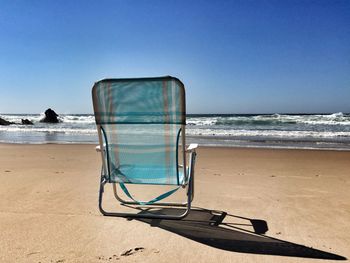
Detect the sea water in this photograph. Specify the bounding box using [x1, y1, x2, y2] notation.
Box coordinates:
[1, 113, 350, 150]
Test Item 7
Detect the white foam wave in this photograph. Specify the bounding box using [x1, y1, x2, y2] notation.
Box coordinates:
[186, 113, 350, 126]
[60, 115, 95, 124]
[187, 117, 218, 126]
[285, 113, 350, 125]
[1, 113, 350, 146]
[0, 114, 43, 123]
[186, 128, 350, 139]
[0, 125, 97, 134]
[0, 114, 95, 124]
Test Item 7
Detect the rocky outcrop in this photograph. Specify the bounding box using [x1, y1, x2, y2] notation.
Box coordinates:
[40, 108, 60, 123]
[0, 117, 14, 126]
[21, 119, 34, 125]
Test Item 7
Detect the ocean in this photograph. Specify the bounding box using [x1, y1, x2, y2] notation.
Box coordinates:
[1, 113, 350, 150]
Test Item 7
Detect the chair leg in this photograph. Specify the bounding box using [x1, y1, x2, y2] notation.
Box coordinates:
[189, 151, 196, 202]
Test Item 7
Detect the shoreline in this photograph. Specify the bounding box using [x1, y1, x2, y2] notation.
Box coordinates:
[1, 141, 350, 152]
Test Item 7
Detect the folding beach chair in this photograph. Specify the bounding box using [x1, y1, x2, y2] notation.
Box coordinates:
[92, 76, 197, 219]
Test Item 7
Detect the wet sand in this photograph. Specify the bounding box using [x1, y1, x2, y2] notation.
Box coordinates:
[0, 144, 349, 262]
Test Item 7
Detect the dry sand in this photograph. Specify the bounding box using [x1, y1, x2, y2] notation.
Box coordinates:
[0, 143, 349, 262]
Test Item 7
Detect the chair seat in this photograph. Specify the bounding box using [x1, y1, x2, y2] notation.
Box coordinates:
[110, 165, 187, 185]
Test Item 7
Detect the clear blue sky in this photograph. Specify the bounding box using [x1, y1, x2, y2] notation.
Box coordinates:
[0, 0, 349, 114]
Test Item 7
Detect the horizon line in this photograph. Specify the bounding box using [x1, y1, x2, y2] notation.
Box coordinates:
[1, 112, 349, 116]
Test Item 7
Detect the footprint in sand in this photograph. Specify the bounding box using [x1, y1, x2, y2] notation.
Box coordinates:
[26, 251, 40, 256]
[98, 254, 119, 261]
[120, 247, 145, 257]
[98, 247, 149, 261]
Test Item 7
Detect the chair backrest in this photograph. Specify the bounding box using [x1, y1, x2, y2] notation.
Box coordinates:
[92, 76, 186, 185]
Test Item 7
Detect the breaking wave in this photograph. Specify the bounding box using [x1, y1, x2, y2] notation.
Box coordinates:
[1, 113, 349, 149]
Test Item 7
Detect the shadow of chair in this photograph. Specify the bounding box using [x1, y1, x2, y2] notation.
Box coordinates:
[126, 206, 346, 260]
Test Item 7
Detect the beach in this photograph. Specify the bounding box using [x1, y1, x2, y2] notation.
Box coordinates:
[0, 143, 349, 262]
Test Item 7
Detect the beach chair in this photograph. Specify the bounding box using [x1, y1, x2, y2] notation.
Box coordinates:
[92, 76, 197, 219]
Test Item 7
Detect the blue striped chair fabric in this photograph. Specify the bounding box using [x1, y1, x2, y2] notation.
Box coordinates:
[92, 77, 186, 186]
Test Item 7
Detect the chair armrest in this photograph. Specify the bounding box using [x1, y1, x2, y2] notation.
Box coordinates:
[96, 144, 107, 152]
[186, 143, 198, 153]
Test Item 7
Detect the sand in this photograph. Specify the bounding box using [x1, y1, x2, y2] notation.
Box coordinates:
[0, 143, 349, 262]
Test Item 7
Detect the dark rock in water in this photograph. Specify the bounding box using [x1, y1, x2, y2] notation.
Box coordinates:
[40, 108, 60, 123]
[0, 117, 14, 126]
[21, 119, 34, 125]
